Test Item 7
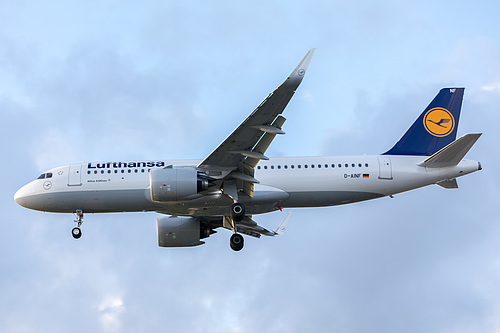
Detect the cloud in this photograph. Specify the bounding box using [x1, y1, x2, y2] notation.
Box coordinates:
[97, 296, 125, 333]
[481, 82, 500, 93]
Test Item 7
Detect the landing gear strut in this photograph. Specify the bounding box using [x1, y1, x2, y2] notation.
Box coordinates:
[72, 209, 83, 239]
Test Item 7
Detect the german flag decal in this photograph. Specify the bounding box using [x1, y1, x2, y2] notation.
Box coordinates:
[363, 174, 370, 179]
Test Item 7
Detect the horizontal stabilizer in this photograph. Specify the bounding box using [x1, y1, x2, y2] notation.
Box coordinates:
[436, 179, 459, 189]
[419, 133, 482, 168]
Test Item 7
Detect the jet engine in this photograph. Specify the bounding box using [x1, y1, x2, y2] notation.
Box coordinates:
[157, 216, 214, 247]
[150, 167, 209, 201]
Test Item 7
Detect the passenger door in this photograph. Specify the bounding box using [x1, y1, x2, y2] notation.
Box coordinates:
[68, 164, 82, 186]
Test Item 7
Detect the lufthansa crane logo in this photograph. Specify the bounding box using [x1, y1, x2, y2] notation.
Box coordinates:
[423, 107, 455, 137]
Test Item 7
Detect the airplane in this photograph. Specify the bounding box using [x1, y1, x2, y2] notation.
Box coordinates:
[14, 49, 482, 251]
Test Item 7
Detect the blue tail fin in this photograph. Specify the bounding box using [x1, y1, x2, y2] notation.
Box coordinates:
[384, 88, 464, 156]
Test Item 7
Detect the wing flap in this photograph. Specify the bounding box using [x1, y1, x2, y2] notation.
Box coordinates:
[235, 213, 293, 238]
[242, 115, 286, 196]
[237, 216, 275, 237]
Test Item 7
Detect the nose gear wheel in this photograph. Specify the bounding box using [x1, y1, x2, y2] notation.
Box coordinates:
[72, 209, 84, 239]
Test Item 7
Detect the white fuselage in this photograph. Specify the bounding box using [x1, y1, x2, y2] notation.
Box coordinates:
[14, 155, 481, 216]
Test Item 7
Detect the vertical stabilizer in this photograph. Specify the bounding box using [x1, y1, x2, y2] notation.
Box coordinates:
[384, 88, 464, 156]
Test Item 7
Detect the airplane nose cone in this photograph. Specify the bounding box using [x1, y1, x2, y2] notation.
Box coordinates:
[14, 183, 33, 208]
[14, 190, 25, 207]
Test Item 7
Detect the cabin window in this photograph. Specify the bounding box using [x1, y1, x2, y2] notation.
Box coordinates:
[277, 165, 281, 169]
[298, 165, 301, 169]
[318, 164, 321, 168]
[264, 165, 267, 170]
[345, 164, 348, 168]
[271, 165, 274, 169]
[304, 165, 308, 169]
[284, 165, 288, 169]
[311, 164, 315, 168]
[257, 166, 261, 170]
[331, 164, 335, 168]
[365, 163, 369, 167]
[94, 170, 98, 174]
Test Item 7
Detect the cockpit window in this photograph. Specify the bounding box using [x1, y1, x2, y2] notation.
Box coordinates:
[37, 172, 53, 180]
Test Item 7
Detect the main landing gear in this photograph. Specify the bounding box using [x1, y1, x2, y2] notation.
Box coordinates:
[230, 233, 244, 251]
[72, 209, 83, 239]
[230, 202, 245, 222]
[229, 203, 245, 251]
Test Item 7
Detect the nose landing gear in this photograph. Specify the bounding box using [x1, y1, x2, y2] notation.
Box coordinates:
[72, 209, 83, 239]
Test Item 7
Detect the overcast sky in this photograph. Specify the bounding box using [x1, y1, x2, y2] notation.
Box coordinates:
[2, 0, 500, 332]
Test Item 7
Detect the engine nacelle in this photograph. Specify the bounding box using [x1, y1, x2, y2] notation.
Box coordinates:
[149, 167, 209, 201]
[157, 216, 212, 247]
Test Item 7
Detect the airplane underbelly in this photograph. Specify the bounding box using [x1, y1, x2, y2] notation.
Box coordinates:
[23, 189, 158, 213]
[282, 190, 384, 207]
[151, 186, 290, 216]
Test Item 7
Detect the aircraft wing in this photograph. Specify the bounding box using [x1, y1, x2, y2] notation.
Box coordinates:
[221, 213, 293, 238]
[197, 49, 315, 197]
